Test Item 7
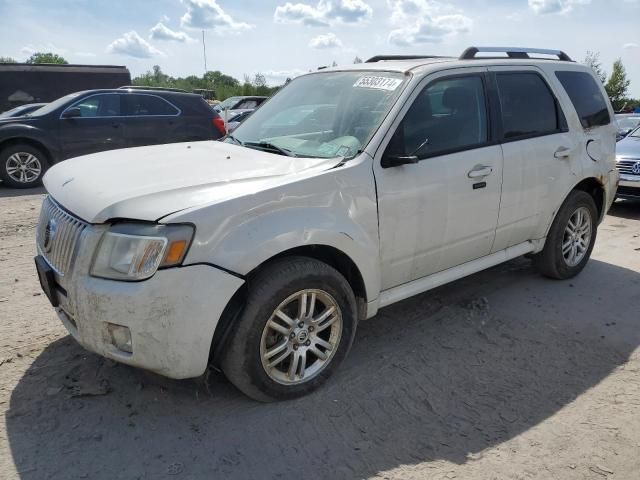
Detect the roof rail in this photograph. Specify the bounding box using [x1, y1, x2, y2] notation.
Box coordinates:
[118, 85, 189, 93]
[366, 55, 449, 63]
[460, 47, 573, 62]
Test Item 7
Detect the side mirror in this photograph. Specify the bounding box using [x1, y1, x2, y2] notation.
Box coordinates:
[61, 107, 81, 119]
[381, 153, 419, 168]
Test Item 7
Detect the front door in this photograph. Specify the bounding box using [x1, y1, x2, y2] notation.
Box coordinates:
[374, 69, 504, 290]
[58, 93, 125, 159]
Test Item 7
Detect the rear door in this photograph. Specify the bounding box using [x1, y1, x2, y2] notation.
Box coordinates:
[121, 94, 181, 147]
[488, 67, 579, 252]
[58, 93, 125, 159]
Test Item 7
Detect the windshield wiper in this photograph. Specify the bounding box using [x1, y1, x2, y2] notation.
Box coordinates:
[225, 134, 243, 145]
[244, 141, 297, 157]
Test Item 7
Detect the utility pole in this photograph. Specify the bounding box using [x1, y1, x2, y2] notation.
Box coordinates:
[202, 30, 207, 73]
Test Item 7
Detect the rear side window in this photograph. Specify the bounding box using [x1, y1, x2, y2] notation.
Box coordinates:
[555, 71, 610, 128]
[496, 73, 563, 140]
[123, 94, 179, 116]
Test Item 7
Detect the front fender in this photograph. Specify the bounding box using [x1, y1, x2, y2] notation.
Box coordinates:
[170, 159, 381, 302]
[0, 123, 59, 161]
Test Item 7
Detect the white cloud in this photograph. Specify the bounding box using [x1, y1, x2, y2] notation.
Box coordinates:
[107, 31, 164, 58]
[20, 43, 67, 58]
[149, 22, 193, 42]
[309, 32, 343, 49]
[274, 0, 372, 27]
[528, 0, 591, 14]
[387, 0, 471, 46]
[181, 0, 254, 33]
[623, 42, 639, 49]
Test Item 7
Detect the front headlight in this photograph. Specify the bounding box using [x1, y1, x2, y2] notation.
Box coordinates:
[91, 223, 194, 281]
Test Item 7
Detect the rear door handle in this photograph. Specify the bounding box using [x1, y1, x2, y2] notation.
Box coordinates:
[467, 165, 493, 178]
[554, 146, 572, 159]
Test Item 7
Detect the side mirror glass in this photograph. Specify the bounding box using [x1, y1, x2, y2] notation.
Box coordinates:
[61, 107, 81, 119]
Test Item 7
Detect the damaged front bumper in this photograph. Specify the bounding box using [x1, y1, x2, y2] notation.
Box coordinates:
[56, 264, 244, 379]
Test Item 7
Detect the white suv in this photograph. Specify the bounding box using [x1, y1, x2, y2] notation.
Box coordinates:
[35, 47, 618, 401]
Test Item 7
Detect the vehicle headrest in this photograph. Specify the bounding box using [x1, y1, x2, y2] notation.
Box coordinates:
[442, 86, 475, 114]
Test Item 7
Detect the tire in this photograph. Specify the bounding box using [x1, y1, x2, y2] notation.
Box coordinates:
[0, 144, 49, 188]
[533, 190, 598, 279]
[220, 256, 358, 402]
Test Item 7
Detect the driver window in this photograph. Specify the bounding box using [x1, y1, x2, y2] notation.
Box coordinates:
[73, 94, 121, 118]
[388, 75, 488, 158]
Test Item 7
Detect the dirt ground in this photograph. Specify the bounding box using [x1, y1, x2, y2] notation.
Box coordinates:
[0, 186, 639, 480]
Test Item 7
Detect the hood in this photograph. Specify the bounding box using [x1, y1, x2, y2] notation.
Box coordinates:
[44, 141, 341, 223]
[616, 134, 640, 159]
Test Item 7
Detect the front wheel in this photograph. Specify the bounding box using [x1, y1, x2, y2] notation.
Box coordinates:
[220, 257, 358, 402]
[533, 190, 598, 279]
[0, 144, 49, 188]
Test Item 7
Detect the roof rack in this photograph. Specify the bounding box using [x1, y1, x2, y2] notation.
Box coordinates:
[459, 47, 572, 62]
[118, 86, 189, 93]
[366, 55, 449, 63]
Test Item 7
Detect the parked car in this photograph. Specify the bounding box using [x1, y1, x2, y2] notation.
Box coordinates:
[0, 88, 226, 188]
[615, 114, 640, 141]
[225, 110, 252, 133]
[214, 95, 267, 120]
[0, 103, 47, 118]
[614, 126, 640, 199]
[35, 47, 617, 402]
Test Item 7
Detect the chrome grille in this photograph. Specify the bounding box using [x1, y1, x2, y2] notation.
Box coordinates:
[616, 159, 640, 176]
[36, 196, 88, 275]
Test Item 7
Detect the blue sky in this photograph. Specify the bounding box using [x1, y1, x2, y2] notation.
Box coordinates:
[1, 0, 639, 96]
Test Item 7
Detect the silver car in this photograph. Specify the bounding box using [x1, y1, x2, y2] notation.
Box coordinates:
[615, 126, 640, 199]
[616, 114, 640, 141]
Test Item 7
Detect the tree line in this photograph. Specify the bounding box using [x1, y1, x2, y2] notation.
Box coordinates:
[584, 52, 637, 111]
[1, 51, 637, 110]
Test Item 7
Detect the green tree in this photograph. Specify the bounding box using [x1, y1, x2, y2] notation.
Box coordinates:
[25, 52, 68, 64]
[583, 51, 606, 83]
[605, 58, 631, 111]
[0, 56, 16, 63]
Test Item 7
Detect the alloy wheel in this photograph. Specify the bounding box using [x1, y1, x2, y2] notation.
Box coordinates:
[6, 152, 42, 184]
[260, 289, 342, 385]
[562, 206, 592, 267]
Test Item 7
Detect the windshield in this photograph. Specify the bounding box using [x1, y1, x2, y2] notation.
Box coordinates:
[29, 92, 84, 117]
[228, 71, 406, 159]
[214, 96, 241, 112]
[618, 117, 640, 131]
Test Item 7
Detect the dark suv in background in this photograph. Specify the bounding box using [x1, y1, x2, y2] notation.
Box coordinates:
[0, 88, 226, 188]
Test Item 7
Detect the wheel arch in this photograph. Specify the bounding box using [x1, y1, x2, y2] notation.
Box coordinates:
[570, 177, 605, 222]
[0, 137, 54, 165]
[208, 244, 369, 367]
[539, 176, 605, 247]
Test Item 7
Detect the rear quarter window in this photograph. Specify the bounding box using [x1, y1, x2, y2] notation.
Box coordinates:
[555, 71, 610, 129]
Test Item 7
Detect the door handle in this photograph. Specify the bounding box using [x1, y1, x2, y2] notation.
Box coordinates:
[111, 122, 120, 129]
[467, 165, 493, 178]
[554, 146, 572, 159]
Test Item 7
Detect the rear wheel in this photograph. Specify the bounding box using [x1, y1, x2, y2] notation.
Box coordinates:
[533, 190, 597, 279]
[0, 144, 49, 188]
[221, 257, 357, 402]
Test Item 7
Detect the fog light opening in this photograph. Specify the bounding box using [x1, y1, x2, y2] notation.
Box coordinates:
[106, 323, 133, 354]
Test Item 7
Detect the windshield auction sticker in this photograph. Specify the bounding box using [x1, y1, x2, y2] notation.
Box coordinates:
[353, 76, 403, 91]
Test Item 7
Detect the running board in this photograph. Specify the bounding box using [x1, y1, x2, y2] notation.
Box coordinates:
[378, 241, 535, 309]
